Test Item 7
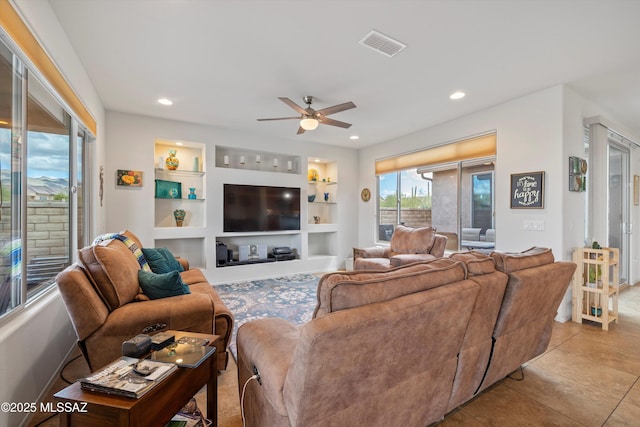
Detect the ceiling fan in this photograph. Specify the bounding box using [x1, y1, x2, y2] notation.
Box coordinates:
[257, 96, 356, 134]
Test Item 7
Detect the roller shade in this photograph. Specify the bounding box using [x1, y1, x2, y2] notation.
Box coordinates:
[375, 133, 496, 175]
[0, 0, 97, 135]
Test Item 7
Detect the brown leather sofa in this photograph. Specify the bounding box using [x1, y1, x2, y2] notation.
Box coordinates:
[353, 225, 447, 270]
[56, 230, 233, 371]
[237, 247, 575, 427]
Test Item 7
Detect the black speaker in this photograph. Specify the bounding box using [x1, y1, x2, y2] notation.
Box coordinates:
[216, 241, 228, 266]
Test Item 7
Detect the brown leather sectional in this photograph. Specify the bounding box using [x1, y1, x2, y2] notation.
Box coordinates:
[237, 247, 576, 427]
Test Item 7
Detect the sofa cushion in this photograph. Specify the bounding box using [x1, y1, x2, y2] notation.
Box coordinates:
[314, 258, 466, 318]
[389, 253, 437, 267]
[78, 239, 141, 311]
[449, 251, 496, 276]
[491, 247, 554, 274]
[138, 270, 190, 299]
[389, 225, 436, 257]
[142, 247, 185, 274]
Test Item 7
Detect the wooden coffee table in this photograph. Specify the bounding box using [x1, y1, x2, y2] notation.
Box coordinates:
[54, 331, 219, 427]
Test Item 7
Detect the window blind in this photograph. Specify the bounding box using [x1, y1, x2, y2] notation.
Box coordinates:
[375, 133, 496, 175]
[0, 0, 97, 135]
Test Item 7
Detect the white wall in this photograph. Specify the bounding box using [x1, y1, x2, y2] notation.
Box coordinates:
[105, 111, 359, 283]
[359, 84, 640, 321]
[562, 86, 640, 286]
[2, 2, 106, 426]
[359, 86, 566, 257]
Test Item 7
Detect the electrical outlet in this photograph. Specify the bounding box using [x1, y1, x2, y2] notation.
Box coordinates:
[523, 220, 545, 231]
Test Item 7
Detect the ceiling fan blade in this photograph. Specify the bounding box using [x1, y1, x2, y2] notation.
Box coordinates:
[256, 117, 300, 121]
[296, 126, 306, 135]
[279, 97, 308, 115]
[318, 116, 352, 129]
[315, 101, 356, 116]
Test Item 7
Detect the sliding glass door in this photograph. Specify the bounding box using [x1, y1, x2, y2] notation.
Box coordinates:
[608, 142, 630, 284]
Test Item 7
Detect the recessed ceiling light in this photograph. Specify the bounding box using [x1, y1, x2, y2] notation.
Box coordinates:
[350, 135, 359, 140]
[175, 142, 183, 146]
[157, 98, 173, 106]
[449, 91, 466, 100]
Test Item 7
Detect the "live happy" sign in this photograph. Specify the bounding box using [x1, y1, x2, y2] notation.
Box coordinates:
[510, 172, 544, 208]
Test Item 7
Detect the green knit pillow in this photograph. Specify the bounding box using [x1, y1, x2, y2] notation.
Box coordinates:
[138, 270, 190, 299]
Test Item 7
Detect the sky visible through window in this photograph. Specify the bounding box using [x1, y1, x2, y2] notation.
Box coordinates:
[0, 129, 69, 178]
[379, 169, 432, 199]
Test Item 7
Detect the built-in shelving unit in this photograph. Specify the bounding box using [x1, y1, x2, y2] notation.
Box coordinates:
[154, 139, 206, 268]
[215, 145, 300, 174]
[209, 151, 341, 280]
[306, 159, 338, 259]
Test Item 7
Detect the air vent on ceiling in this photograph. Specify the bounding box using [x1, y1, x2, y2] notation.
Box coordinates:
[359, 30, 407, 58]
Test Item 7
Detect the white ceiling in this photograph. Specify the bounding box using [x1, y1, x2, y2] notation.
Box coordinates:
[46, 0, 640, 148]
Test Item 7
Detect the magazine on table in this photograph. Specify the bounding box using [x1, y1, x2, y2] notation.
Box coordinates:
[80, 356, 177, 398]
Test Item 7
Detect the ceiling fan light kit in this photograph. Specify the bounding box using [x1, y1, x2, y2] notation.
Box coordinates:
[258, 95, 356, 134]
[300, 117, 319, 130]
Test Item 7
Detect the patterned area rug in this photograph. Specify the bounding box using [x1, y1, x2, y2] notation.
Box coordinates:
[213, 273, 320, 359]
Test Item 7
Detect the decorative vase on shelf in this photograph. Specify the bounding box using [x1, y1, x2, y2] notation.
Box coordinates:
[165, 149, 179, 170]
[188, 188, 197, 199]
[173, 209, 186, 227]
[324, 192, 329, 202]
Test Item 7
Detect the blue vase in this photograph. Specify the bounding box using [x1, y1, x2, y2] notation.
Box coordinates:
[324, 192, 329, 202]
[188, 188, 197, 199]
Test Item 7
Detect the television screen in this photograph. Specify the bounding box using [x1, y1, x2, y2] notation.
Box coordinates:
[223, 184, 301, 232]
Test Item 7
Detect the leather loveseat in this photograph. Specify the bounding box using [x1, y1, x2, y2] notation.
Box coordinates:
[56, 230, 233, 371]
[236, 247, 575, 427]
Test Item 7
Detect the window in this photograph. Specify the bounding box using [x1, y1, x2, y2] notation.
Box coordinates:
[0, 34, 92, 319]
[375, 134, 496, 250]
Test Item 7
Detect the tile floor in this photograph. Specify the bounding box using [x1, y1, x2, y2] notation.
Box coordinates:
[29, 285, 640, 427]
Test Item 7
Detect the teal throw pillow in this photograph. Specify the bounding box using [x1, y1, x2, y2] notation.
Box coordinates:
[157, 247, 184, 272]
[142, 247, 184, 274]
[138, 270, 190, 300]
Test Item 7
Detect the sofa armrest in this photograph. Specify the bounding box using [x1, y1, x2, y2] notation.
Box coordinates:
[237, 318, 300, 415]
[83, 291, 216, 370]
[430, 234, 447, 257]
[389, 253, 437, 267]
[353, 246, 390, 259]
[176, 257, 189, 271]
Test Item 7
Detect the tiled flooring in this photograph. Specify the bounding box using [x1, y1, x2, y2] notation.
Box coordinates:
[439, 285, 640, 427]
[30, 286, 640, 427]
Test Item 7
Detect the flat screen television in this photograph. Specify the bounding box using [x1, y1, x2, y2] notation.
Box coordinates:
[223, 184, 301, 232]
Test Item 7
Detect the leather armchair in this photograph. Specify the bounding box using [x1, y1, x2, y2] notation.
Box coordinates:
[353, 225, 447, 270]
[56, 230, 233, 371]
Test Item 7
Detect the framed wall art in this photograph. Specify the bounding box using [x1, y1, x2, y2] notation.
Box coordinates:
[116, 169, 143, 187]
[568, 156, 587, 192]
[510, 171, 544, 209]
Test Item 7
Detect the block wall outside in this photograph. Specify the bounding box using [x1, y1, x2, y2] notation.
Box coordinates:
[379, 208, 432, 228]
[0, 202, 69, 263]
